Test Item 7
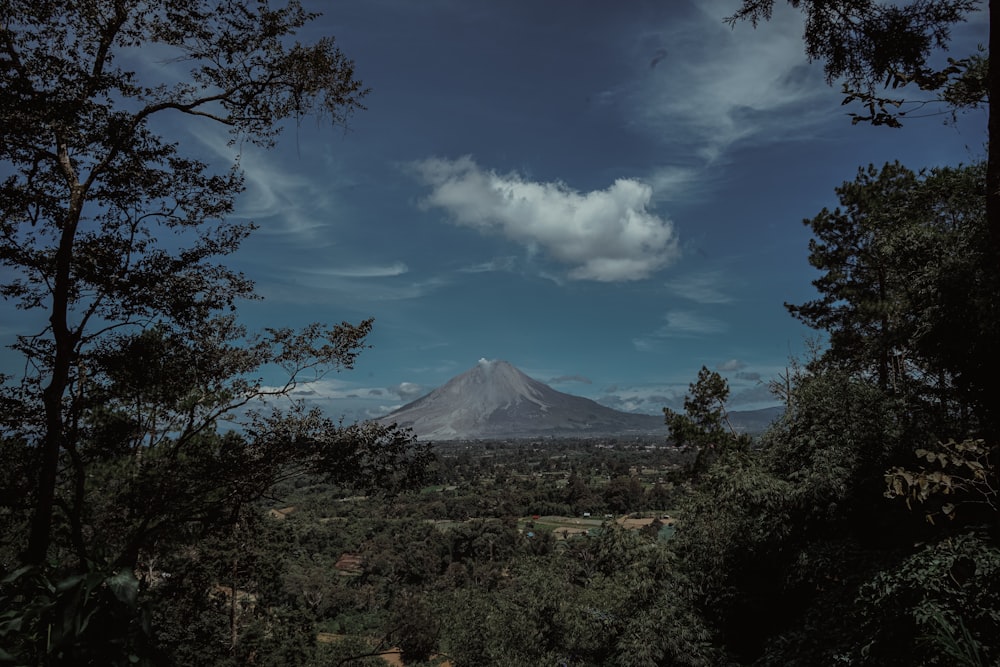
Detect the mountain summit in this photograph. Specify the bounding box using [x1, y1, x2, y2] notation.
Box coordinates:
[378, 359, 663, 440]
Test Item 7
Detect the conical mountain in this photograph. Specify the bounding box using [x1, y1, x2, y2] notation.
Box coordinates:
[378, 359, 663, 440]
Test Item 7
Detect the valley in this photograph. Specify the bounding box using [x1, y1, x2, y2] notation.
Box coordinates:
[251, 437, 691, 665]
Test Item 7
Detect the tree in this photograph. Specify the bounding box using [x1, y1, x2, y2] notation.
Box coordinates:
[0, 2, 434, 662]
[788, 161, 919, 391]
[563, 470, 595, 513]
[728, 1, 1000, 544]
[388, 592, 440, 664]
[603, 475, 644, 514]
[788, 161, 996, 434]
[664, 366, 748, 476]
[0, 0, 380, 568]
[725, 0, 996, 262]
[895, 163, 998, 435]
[437, 523, 718, 666]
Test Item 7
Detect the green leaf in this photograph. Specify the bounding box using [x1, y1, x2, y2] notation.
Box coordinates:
[0, 565, 34, 586]
[108, 571, 139, 607]
[54, 574, 86, 594]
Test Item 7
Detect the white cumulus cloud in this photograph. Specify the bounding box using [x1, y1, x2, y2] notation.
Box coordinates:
[412, 156, 680, 282]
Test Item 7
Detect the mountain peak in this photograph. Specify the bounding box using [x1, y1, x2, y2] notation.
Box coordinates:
[473, 358, 516, 379]
[379, 360, 661, 440]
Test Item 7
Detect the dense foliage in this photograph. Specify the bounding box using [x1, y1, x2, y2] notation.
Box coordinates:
[1, 1, 997, 665]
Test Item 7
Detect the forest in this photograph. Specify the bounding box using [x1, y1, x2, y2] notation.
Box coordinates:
[1, 0, 998, 665]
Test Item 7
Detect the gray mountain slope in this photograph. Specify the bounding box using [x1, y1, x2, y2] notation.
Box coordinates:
[378, 359, 780, 441]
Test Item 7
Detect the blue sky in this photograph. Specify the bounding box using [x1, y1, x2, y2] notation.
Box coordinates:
[2, 0, 988, 422]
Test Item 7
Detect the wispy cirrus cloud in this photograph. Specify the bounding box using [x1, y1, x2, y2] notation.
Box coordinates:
[633, 309, 729, 351]
[646, 164, 712, 203]
[458, 256, 519, 274]
[412, 156, 680, 282]
[266, 262, 442, 302]
[665, 270, 733, 304]
[188, 125, 348, 243]
[658, 310, 728, 336]
[259, 271, 448, 304]
[626, 0, 835, 163]
[308, 262, 409, 278]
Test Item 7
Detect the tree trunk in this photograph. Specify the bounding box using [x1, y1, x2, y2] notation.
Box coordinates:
[25, 382, 66, 565]
[24, 183, 84, 565]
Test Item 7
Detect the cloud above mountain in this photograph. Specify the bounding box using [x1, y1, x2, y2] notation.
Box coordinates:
[412, 156, 680, 282]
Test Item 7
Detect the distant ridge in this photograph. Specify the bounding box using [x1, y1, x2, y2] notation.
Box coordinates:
[378, 359, 780, 441]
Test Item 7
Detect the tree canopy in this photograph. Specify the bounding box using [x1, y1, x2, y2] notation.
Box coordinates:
[0, 2, 429, 662]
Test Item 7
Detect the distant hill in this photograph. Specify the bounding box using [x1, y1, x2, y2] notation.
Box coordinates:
[727, 405, 784, 435]
[378, 359, 781, 441]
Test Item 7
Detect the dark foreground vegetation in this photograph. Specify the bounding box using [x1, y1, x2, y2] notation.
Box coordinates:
[1, 0, 998, 665]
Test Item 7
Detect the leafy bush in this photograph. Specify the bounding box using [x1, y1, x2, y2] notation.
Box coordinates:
[856, 530, 1000, 665]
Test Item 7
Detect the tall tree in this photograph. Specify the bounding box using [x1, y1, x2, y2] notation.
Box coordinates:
[787, 161, 919, 391]
[788, 161, 994, 433]
[0, 0, 389, 568]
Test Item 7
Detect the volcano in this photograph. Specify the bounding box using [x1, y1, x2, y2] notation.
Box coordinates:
[378, 359, 663, 440]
